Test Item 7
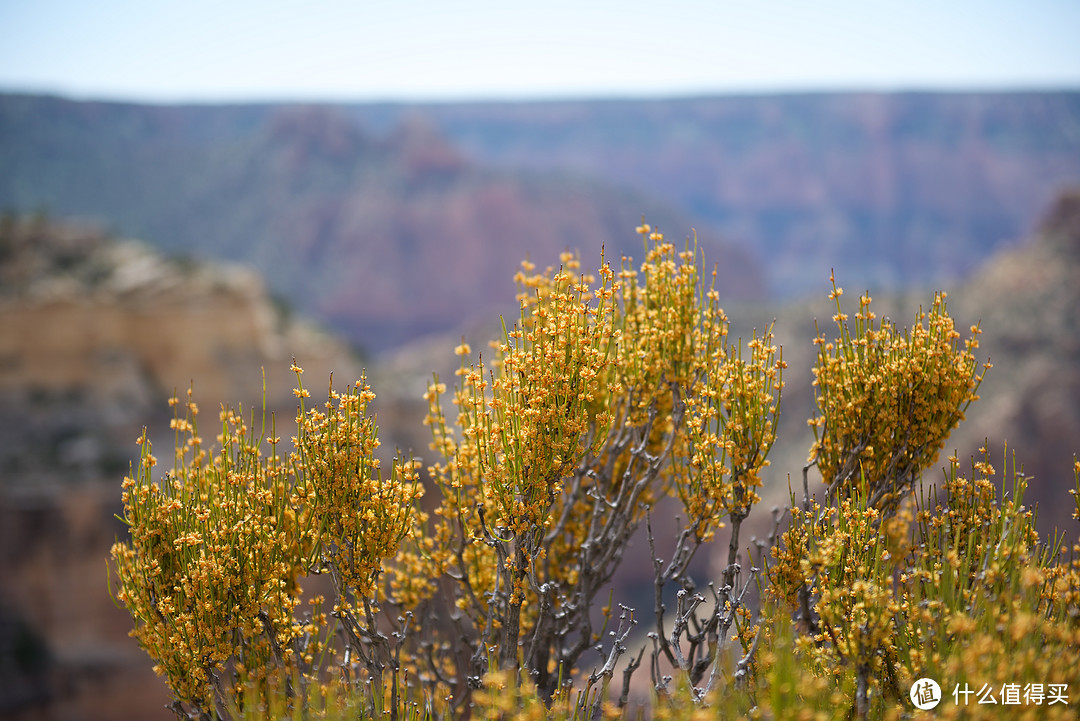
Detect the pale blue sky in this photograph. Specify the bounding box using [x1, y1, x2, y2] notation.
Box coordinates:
[1, 0, 1079, 102]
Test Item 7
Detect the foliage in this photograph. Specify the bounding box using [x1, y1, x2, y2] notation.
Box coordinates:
[110, 221, 1080, 720]
[808, 276, 985, 515]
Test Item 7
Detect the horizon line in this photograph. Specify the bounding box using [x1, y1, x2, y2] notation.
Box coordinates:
[3, 82, 1080, 108]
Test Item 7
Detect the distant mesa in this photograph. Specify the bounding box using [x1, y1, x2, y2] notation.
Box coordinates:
[2, 91, 1078, 351]
[1036, 186, 1080, 255]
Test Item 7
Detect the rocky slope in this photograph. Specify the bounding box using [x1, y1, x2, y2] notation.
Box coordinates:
[7, 91, 1078, 353]
[0, 215, 362, 719]
[362, 92, 1080, 298]
[0, 95, 764, 353]
[947, 188, 1080, 535]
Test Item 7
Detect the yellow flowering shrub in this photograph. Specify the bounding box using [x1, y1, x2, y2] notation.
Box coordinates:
[767, 449, 1080, 720]
[111, 372, 422, 719]
[809, 273, 988, 515]
[110, 219, 1080, 721]
[408, 229, 782, 710]
[111, 387, 319, 715]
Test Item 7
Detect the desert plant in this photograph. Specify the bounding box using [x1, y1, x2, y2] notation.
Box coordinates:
[110, 221, 1080, 720]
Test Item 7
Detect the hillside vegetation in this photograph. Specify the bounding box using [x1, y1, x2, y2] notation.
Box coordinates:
[106, 216, 1080, 720]
[2, 189, 1079, 718]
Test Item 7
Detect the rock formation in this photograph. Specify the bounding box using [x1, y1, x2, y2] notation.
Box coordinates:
[0, 215, 362, 719]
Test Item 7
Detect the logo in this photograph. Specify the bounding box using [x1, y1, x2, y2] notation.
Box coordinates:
[911, 677, 942, 710]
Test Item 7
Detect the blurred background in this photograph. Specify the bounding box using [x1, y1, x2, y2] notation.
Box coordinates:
[2, 1, 1079, 717]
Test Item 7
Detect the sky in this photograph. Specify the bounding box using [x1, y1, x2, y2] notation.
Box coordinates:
[1, 0, 1079, 103]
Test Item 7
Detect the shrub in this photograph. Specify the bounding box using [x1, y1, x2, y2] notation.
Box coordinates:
[110, 222, 1080, 720]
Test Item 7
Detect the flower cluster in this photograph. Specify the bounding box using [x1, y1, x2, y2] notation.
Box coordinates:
[110, 368, 422, 718]
[809, 274, 988, 515]
[111, 389, 313, 710]
[418, 248, 621, 686]
[677, 327, 783, 541]
[769, 446, 1080, 719]
[293, 369, 422, 601]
